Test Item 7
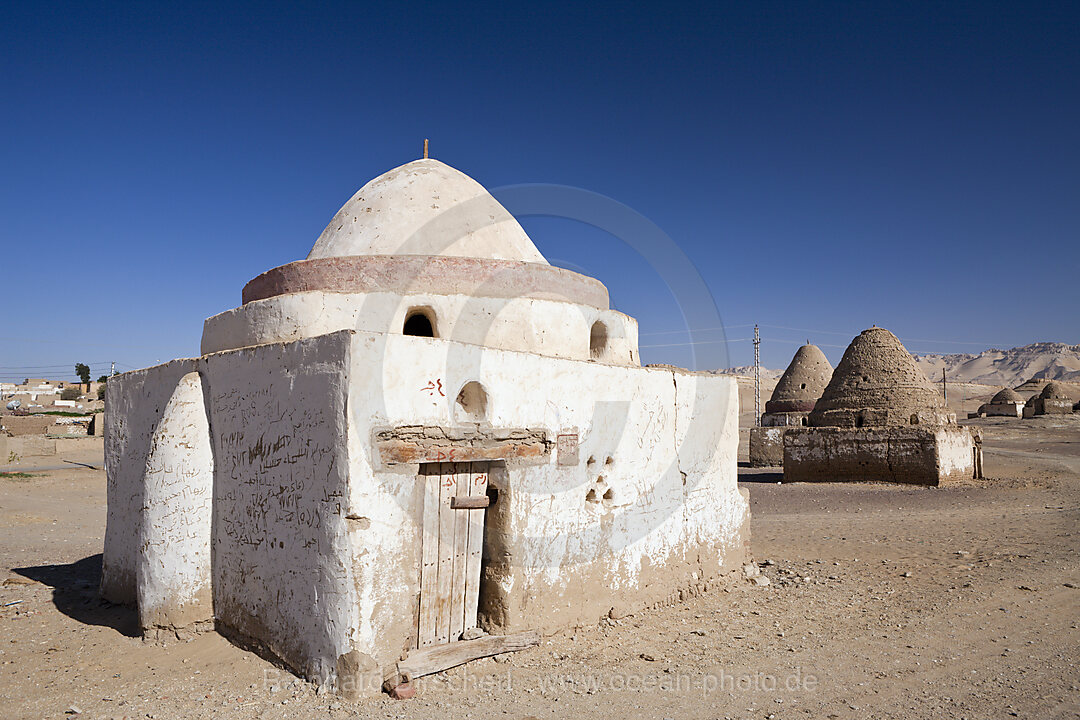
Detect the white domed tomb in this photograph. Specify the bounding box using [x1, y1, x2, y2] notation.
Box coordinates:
[101, 158, 750, 698]
[974, 387, 1024, 418]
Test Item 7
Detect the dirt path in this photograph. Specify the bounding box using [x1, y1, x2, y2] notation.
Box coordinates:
[1, 417, 1078, 719]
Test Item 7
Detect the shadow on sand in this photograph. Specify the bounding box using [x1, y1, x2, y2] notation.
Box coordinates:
[736, 463, 784, 483]
[13, 553, 139, 637]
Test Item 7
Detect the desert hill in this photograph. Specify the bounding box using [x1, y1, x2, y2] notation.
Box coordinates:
[912, 342, 1080, 386]
[724, 342, 1080, 388]
[720, 341, 1080, 416]
[720, 365, 784, 380]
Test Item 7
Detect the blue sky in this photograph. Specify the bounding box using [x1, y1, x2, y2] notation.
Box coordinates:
[1, 1, 1077, 381]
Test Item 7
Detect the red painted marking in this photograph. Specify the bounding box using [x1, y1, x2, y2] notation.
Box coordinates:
[420, 379, 447, 397]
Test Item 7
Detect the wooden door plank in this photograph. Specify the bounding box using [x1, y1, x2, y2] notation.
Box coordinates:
[463, 461, 487, 632]
[448, 462, 470, 642]
[417, 466, 441, 648]
[434, 463, 456, 644]
[397, 631, 540, 680]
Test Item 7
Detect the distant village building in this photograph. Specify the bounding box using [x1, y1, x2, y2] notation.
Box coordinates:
[1023, 381, 1075, 417]
[101, 158, 750, 697]
[974, 387, 1025, 418]
[1, 380, 63, 409]
[1, 378, 103, 461]
[748, 343, 832, 467]
[783, 327, 980, 486]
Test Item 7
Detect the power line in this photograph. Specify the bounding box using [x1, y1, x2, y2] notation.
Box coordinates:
[758, 324, 856, 336]
[0, 363, 117, 370]
[639, 322, 1016, 349]
[758, 324, 1017, 348]
[639, 337, 849, 349]
[639, 338, 754, 349]
[638, 324, 756, 337]
[4, 337, 165, 351]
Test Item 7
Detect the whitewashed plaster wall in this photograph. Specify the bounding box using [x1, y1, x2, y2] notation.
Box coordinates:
[105, 327, 745, 691]
[102, 357, 200, 606]
[984, 403, 1023, 417]
[137, 372, 214, 630]
[935, 426, 977, 482]
[342, 330, 747, 668]
[201, 291, 639, 366]
[202, 333, 355, 685]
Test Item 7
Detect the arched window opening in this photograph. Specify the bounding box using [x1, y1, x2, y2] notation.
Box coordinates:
[456, 381, 488, 421]
[590, 321, 608, 359]
[403, 308, 436, 337]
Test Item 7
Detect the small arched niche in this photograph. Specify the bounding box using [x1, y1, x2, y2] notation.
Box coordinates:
[456, 381, 488, 421]
[403, 307, 437, 338]
[589, 320, 608, 359]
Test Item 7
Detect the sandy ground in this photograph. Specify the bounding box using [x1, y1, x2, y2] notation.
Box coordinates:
[2, 414, 1079, 720]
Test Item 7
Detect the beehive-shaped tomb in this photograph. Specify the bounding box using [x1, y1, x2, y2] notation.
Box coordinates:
[1024, 380, 1077, 417]
[765, 343, 833, 416]
[808, 327, 953, 428]
[784, 327, 978, 486]
[749, 343, 833, 467]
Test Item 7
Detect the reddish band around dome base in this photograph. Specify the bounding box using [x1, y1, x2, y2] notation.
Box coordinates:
[242, 255, 610, 309]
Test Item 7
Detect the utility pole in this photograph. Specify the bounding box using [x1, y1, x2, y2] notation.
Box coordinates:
[110, 361, 116, 376]
[942, 368, 947, 405]
[753, 325, 761, 427]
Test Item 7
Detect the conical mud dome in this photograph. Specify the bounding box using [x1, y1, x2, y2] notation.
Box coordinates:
[765, 343, 832, 414]
[1040, 381, 1071, 400]
[809, 327, 952, 427]
[989, 387, 1022, 404]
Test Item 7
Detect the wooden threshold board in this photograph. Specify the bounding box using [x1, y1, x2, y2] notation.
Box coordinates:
[396, 631, 540, 680]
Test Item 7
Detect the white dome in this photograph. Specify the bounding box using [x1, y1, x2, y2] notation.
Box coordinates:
[307, 159, 548, 264]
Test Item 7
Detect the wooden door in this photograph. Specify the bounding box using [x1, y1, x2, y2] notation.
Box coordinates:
[418, 461, 489, 647]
